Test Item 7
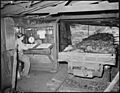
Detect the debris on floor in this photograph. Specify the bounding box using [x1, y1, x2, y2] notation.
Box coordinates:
[57, 76, 110, 92]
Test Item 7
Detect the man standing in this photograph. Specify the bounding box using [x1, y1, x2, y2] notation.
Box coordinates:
[16, 34, 30, 78]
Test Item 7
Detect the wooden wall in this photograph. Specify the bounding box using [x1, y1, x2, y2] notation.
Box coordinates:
[4, 17, 15, 50]
[1, 18, 13, 91]
[1, 17, 16, 92]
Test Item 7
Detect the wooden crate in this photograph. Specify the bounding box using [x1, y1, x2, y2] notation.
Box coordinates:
[58, 51, 116, 77]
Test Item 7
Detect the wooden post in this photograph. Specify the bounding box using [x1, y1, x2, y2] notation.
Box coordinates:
[104, 71, 119, 92]
[52, 22, 59, 71]
[12, 49, 17, 89]
[54, 18, 60, 71]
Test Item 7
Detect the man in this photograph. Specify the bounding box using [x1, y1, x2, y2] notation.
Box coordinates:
[15, 34, 31, 78]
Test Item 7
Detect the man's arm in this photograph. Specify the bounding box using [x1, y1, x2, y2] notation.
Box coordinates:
[25, 44, 37, 49]
[17, 39, 29, 50]
[22, 44, 29, 50]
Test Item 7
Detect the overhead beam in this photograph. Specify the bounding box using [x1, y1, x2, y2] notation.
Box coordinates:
[63, 18, 119, 22]
[1, 1, 119, 17]
[50, 1, 119, 14]
[64, 20, 119, 27]
[1, 1, 65, 16]
[46, 13, 119, 20]
[30, 1, 119, 15]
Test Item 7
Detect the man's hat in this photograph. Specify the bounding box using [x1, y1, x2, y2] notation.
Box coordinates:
[17, 33, 24, 38]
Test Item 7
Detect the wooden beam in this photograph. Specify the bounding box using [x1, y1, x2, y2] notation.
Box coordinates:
[46, 13, 119, 21]
[31, 1, 67, 14]
[1, 1, 119, 17]
[31, 1, 119, 15]
[1, 1, 65, 16]
[62, 18, 119, 22]
[61, 13, 119, 19]
[51, 2, 118, 14]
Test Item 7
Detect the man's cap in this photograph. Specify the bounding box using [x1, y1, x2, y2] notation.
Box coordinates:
[17, 33, 25, 38]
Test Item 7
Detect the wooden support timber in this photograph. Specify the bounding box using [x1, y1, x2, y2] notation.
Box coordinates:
[104, 71, 119, 92]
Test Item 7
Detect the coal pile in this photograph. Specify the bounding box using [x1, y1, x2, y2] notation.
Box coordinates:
[76, 33, 115, 54]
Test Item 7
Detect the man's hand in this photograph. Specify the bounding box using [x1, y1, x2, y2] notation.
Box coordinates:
[23, 46, 29, 50]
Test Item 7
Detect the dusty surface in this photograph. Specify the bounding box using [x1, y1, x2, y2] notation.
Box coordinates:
[16, 63, 67, 92]
[16, 62, 119, 92]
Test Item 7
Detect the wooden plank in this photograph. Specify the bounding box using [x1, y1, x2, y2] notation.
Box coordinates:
[12, 50, 17, 89]
[4, 17, 15, 50]
[1, 18, 6, 51]
[31, 1, 67, 14]
[20, 22, 56, 29]
[58, 52, 116, 65]
[55, 21, 59, 63]
[45, 13, 119, 23]
[1, 17, 16, 89]
[60, 13, 119, 19]
[52, 22, 58, 70]
[30, 1, 119, 14]
[1, 1, 118, 17]
[51, 2, 118, 14]
[1, 1, 65, 16]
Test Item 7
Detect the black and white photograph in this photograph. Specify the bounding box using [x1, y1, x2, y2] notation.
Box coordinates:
[1, 0, 119, 92]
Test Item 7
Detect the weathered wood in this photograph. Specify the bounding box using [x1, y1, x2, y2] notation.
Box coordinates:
[30, 1, 118, 14]
[58, 52, 116, 65]
[55, 19, 60, 60]
[1, 51, 12, 90]
[52, 22, 58, 70]
[54, 2, 118, 14]
[1, 1, 65, 16]
[104, 71, 119, 92]
[61, 13, 119, 19]
[12, 50, 17, 89]
[1, 18, 14, 91]
[4, 17, 15, 50]
[1, 17, 17, 89]
[1, 18, 6, 51]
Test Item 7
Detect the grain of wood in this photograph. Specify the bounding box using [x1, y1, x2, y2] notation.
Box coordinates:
[58, 52, 115, 65]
